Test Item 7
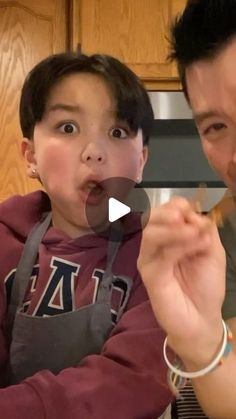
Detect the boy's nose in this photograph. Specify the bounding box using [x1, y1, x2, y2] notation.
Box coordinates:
[81, 143, 106, 164]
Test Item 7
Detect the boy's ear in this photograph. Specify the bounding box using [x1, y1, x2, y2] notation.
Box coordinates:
[142, 145, 148, 166]
[137, 145, 148, 184]
[140, 145, 148, 171]
[21, 138, 37, 178]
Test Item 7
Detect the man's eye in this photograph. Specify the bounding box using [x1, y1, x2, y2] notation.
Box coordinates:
[204, 123, 226, 135]
[110, 127, 128, 139]
[58, 123, 78, 134]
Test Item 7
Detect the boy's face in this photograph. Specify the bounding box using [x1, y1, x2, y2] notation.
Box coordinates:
[186, 38, 236, 192]
[22, 73, 148, 237]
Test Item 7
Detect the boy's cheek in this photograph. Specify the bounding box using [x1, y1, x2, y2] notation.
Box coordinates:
[115, 160, 141, 180]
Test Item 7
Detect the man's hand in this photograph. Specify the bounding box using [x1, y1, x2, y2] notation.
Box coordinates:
[138, 197, 226, 367]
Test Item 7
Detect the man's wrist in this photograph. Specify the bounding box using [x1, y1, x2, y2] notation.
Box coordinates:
[167, 320, 224, 370]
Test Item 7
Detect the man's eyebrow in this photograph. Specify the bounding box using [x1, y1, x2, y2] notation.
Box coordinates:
[193, 111, 221, 125]
[47, 104, 81, 113]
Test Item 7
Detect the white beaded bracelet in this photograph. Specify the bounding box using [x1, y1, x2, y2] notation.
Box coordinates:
[163, 320, 232, 379]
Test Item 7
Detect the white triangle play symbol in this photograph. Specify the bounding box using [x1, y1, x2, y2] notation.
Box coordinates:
[108, 197, 131, 222]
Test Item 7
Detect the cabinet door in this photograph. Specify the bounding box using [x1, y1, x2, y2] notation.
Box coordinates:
[0, 0, 69, 201]
[72, 0, 187, 90]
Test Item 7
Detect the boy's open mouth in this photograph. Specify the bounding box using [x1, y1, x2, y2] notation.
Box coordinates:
[80, 181, 106, 205]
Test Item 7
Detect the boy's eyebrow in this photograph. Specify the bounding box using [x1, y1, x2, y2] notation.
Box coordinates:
[47, 103, 81, 113]
[193, 110, 221, 125]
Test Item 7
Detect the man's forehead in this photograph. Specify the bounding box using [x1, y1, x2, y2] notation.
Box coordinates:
[186, 62, 236, 123]
[186, 39, 236, 93]
[185, 62, 222, 114]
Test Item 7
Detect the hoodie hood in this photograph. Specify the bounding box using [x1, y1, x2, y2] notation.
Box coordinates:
[0, 190, 108, 249]
[0, 190, 51, 239]
[0, 191, 142, 250]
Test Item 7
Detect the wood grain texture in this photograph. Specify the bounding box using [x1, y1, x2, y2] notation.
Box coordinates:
[79, 0, 187, 87]
[69, 0, 81, 51]
[0, 0, 68, 201]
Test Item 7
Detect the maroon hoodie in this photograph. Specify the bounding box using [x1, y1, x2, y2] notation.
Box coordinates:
[0, 191, 172, 419]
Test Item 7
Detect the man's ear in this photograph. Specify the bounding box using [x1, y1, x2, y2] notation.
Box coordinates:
[21, 138, 37, 178]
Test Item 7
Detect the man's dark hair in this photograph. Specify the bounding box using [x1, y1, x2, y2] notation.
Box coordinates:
[20, 53, 154, 145]
[169, 0, 236, 100]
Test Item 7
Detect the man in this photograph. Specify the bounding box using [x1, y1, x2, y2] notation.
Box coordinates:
[138, 1, 236, 418]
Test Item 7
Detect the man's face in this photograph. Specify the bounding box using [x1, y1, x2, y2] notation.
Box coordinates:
[22, 73, 147, 237]
[186, 38, 236, 191]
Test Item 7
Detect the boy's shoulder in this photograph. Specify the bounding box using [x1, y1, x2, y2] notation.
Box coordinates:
[0, 190, 50, 237]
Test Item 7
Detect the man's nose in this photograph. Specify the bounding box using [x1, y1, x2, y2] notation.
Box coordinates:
[81, 142, 106, 164]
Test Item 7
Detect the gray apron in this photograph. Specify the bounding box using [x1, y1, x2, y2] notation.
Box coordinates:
[6, 213, 132, 384]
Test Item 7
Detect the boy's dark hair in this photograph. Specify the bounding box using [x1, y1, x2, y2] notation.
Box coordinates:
[20, 53, 153, 145]
[169, 0, 236, 100]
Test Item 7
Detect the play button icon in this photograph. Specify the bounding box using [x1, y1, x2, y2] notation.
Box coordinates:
[85, 177, 151, 241]
[108, 198, 131, 222]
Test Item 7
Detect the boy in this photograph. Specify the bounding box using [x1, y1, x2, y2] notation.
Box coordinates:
[0, 53, 172, 418]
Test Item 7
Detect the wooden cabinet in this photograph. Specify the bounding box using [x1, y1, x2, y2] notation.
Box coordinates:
[0, 0, 69, 201]
[71, 0, 187, 90]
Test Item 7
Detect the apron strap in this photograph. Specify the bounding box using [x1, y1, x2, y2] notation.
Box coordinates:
[9, 212, 52, 309]
[96, 221, 133, 321]
[105, 220, 123, 273]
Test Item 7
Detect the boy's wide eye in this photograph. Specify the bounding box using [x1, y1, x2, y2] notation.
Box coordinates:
[110, 127, 128, 139]
[58, 122, 78, 134]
